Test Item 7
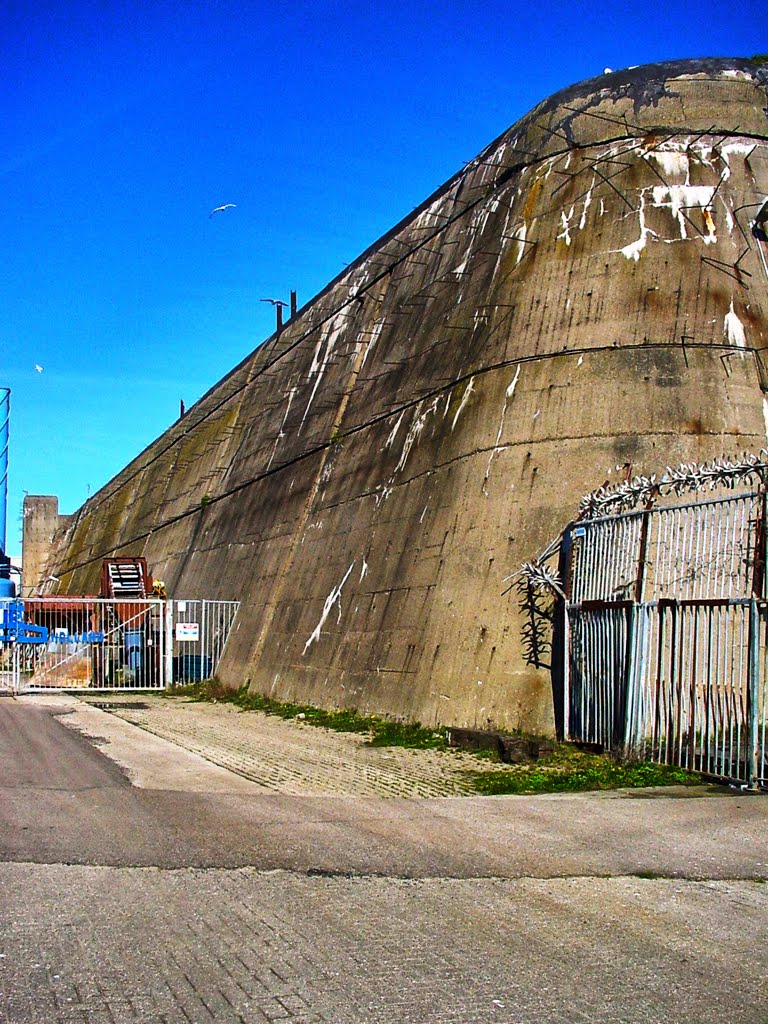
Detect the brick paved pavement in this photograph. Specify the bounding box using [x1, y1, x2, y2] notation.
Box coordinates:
[2, 864, 767, 1024]
[4, 695, 767, 1023]
[79, 694, 489, 797]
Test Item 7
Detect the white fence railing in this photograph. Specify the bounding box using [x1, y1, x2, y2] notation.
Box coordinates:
[0, 597, 239, 693]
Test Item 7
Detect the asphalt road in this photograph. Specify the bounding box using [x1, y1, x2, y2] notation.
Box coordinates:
[1, 698, 767, 1023]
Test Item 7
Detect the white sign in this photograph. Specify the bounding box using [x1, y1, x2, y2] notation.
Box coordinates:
[175, 622, 199, 642]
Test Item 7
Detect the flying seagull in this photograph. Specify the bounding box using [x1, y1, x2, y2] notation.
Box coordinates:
[209, 203, 236, 218]
[34, 364, 43, 373]
[260, 298, 288, 307]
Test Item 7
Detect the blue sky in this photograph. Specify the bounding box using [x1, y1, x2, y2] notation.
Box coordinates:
[2, 0, 766, 556]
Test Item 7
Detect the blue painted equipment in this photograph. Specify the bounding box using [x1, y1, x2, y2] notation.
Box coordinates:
[0, 600, 48, 644]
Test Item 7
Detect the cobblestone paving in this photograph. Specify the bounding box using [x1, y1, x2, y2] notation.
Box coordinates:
[84, 695, 488, 797]
[2, 864, 767, 1024]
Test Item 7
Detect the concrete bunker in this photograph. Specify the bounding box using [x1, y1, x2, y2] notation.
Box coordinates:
[24, 57, 768, 736]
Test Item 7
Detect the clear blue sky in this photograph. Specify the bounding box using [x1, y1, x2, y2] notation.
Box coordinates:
[2, 0, 766, 556]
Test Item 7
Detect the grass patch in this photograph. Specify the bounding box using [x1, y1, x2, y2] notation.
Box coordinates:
[465, 746, 700, 796]
[165, 680, 447, 749]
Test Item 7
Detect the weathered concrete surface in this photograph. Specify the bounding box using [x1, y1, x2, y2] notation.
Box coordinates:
[36, 59, 768, 733]
[20, 495, 70, 597]
[2, 696, 767, 876]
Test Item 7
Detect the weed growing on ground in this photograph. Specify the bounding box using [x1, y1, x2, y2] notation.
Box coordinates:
[465, 747, 700, 795]
[165, 680, 702, 793]
[166, 680, 447, 749]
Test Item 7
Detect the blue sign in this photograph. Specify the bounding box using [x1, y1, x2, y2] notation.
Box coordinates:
[50, 630, 105, 645]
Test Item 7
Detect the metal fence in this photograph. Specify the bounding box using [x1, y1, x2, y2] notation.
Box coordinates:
[0, 597, 239, 694]
[171, 599, 240, 684]
[563, 491, 767, 788]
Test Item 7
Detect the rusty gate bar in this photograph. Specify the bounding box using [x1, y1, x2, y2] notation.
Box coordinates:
[563, 490, 767, 788]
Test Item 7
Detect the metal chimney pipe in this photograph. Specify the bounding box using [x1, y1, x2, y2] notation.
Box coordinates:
[0, 389, 9, 558]
[290, 290, 297, 318]
[0, 388, 15, 597]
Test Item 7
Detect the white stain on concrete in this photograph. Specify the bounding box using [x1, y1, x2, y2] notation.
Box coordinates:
[265, 385, 297, 471]
[451, 377, 475, 431]
[651, 184, 717, 242]
[299, 311, 347, 434]
[724, 299, 747, 353]
[383, 411, 405, 452]
[484, 366, 520, 494]
[303, 561, 355, 654]
[578, 179, 594, 230]
[646, 147, 690, 180]
[374, 485, 393, 507]
[360, 318, 385, 371]
[557, 207, 574, 246]
[620, 193, 657, 261]
[611, 136, 766, 259]
[394, 398, 440, 475]
[359, 559, 368, 582]
[718, 141, 756, 180]
[472, 197, 499, 236]
[514, 222, 528, 266]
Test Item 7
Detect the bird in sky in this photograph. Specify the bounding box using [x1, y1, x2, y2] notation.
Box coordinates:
[209, 203, 236, 218]
[260, 298, 288, 307]
[34, 364, 43, 373]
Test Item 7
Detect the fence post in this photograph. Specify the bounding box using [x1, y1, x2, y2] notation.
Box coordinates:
[562, 603, 570, 740]
[164, 600, 174, 689]
[748, 597, 760, 789]
[559, 525, 576, 741]
[616, 602, 634, 752]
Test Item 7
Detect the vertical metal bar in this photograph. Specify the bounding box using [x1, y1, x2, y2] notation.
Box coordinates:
[616, 603, 634, 751]
[687, 604, 698, 770]
[761, 602, 768, 786]
[754, 487, 767, 599]
[703, 606, 714, 775]
[748, 596, 760, 788]
[562, 601, 571, 740]
[635, 509, 651, 603]
[165, 600, 174, 688]
[200, 600, 207, 678]
[696, 503, 708, 598]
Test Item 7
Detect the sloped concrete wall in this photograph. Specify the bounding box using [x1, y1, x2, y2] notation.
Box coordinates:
[44, 58, 768, 733]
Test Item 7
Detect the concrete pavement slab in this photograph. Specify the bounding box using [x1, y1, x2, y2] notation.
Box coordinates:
[1, 864, 766, 1024]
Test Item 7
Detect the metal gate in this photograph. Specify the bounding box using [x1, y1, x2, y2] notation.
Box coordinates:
[171, 600, 240, 684]
[0, 597, 239, 694]
[563, 491, 768, 788]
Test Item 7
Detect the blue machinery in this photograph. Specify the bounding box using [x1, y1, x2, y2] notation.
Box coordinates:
[0, 600, 48, 644]
[0, 388, 49, 658]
